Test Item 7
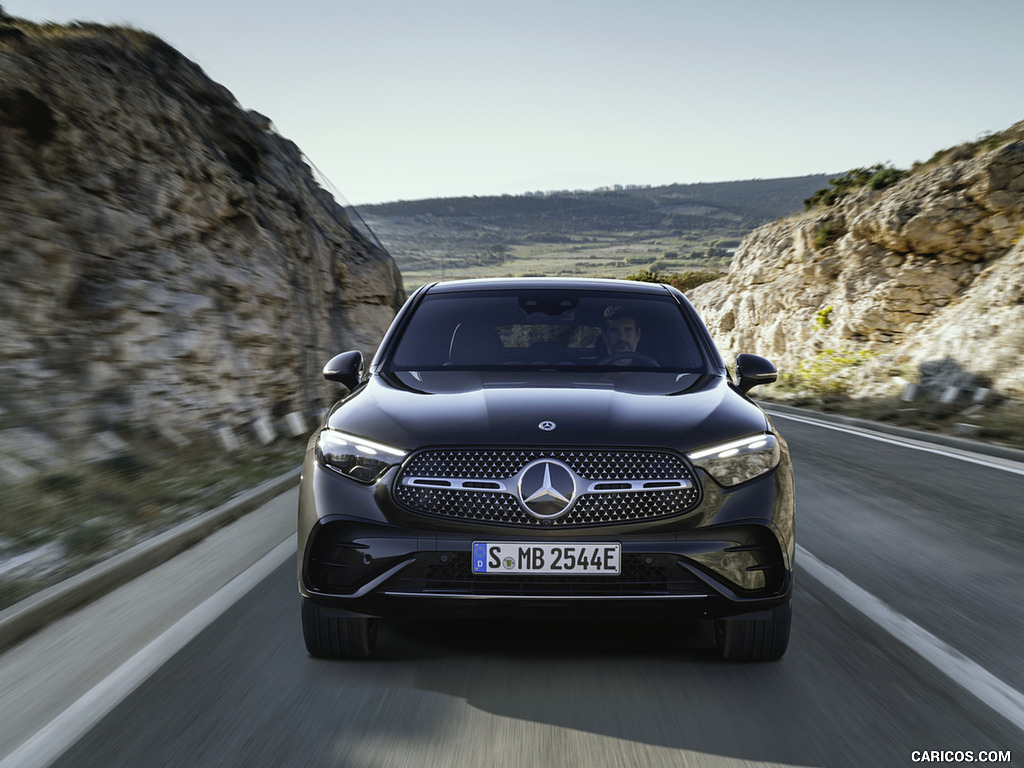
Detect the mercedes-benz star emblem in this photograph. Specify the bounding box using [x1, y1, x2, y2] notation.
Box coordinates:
[517, 459, 577, 519]
[538, 420, 556, 431]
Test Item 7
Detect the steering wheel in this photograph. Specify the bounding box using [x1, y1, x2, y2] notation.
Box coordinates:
[598, 352, 660, 367]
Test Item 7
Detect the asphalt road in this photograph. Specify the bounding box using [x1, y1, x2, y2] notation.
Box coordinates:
[3, 412, 1022, 767]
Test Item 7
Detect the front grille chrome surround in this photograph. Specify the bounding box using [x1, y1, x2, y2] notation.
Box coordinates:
[393, 448, 701, 527]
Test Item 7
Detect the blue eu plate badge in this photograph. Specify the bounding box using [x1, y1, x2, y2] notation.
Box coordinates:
[473, 542, 488, 573]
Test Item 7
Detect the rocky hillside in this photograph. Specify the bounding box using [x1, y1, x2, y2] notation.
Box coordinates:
[0, 20, 403, 478]
[689, 124, 1024, 401]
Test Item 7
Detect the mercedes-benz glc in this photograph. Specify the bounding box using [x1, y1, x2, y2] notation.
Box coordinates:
[298, 277, 795, 661]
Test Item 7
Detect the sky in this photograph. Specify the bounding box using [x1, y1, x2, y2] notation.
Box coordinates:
[12, 0, 1024, 205]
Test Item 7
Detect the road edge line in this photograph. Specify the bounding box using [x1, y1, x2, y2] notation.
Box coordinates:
[0, 537, 294, 768]
[762, 402, 1024, 464]
[797, 544, 1024, 734]
[767, 409, 1024, 476]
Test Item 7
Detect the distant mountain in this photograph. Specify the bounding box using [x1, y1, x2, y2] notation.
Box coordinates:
[358, 175, 835, 236]
[357, 176, 837, 287]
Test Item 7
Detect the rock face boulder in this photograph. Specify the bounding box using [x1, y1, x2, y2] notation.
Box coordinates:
[0, 23, 404, 463]
[689, 126, 1024, 399]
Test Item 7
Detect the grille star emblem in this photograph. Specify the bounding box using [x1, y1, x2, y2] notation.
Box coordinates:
[517, 459, 577, 519]
[538, 420, 556, 431]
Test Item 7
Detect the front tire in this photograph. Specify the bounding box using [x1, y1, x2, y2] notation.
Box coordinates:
[301, 597, 379, 658]
[715, 601, 791, 661]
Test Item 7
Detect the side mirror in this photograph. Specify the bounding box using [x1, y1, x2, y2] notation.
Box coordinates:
[735, 353, 777, 394]
[322, 350, 363, 391]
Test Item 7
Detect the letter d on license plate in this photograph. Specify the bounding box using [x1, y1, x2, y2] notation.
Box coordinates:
[473, 542, 621, 574]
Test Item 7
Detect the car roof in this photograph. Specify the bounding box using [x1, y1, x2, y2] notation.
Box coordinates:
[423, 277, 674, 296]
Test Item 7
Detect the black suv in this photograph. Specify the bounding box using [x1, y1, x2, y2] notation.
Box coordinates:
[298, 278, 795, 660]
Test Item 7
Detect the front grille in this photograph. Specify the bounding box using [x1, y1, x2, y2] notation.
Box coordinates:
[386, 552, 708, 597]
[393, 448, 701, 527]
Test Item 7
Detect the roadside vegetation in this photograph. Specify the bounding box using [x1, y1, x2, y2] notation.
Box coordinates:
[0, 7, 150, 44]
[624, 267, 724, 293]
[0, 434, 305, 611]
[914, 122, 1024, 171]
[764, 348, 1024, 451]
[803, 164, 909, 210]
[801, 121, 1024, 213]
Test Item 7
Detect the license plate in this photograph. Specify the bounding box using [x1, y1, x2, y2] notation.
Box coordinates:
[472, 542, 621, 575]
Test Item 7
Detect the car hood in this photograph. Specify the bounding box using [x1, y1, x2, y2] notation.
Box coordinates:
[325, 370, 770, 453]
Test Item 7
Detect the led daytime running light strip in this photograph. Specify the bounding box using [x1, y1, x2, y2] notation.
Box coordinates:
[687, 435, 771, 461]
[322, 431, 407, 458]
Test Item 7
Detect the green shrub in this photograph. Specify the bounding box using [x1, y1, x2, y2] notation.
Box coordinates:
[813, 221, 844, 249]
[804, 164, 907, 210]
[626, 268, 666, 283]
[626, 268, 724, 293]
[794, 348, 876, 395]
[867, 166, 908, 190]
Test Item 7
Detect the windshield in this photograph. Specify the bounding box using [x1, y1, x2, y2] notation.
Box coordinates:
[387, 288, 710, 374]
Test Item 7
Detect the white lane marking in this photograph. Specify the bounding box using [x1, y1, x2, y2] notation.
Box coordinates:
[798, 545, 1024, 734]
[768, 409, 1024, 476]
[0, 538, 293, 768]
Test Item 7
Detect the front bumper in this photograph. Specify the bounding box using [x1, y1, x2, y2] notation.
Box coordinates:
[298, 439, 796, 621]
[299, 518, 792, 620]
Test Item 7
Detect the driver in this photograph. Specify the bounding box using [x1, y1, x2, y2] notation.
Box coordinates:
[602, 306, 641, 356]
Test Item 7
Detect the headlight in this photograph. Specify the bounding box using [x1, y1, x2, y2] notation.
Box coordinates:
[315, 429, 407, 483]
[687, 433, 780, 487]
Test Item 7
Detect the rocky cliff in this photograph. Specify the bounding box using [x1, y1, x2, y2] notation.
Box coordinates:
[0, 21, 403, 478]
[689, 124, 1024, 401]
